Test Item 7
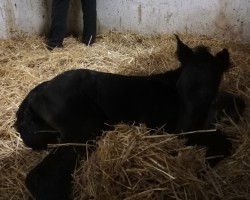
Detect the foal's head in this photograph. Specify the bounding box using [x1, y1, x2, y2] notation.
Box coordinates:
[174, 35, 230, 132]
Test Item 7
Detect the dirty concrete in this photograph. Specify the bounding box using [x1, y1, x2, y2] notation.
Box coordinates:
[97, 0, 250, 43]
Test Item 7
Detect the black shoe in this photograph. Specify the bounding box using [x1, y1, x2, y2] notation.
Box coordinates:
[82, 35, 95, 46]
[47, 43, 63, 51]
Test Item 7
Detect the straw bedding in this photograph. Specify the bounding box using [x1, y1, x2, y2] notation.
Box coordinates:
[0, 32, 249, 199]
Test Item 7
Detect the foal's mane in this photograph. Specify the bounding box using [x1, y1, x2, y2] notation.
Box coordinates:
[193, 45, 211, 54]
[192, 45, 215, 62]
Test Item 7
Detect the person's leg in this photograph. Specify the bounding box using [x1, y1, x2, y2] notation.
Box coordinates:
[48, 0, 70, 50]
[81, 0, 97, 45]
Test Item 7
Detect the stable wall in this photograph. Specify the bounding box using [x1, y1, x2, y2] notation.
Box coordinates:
[0, 0, 249, 43]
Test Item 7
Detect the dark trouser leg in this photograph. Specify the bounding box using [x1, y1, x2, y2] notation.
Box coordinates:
[81, 0, 97, 45]
[48, 0, 70, 49]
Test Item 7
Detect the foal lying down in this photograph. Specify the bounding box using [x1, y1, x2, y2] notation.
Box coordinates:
[15, 36, 245, 200]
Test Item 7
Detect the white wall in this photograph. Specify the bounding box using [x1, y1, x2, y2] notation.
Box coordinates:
[0, 0, 49, 38]
[0, 0, 249, 43]
[97, 0, 250, 43]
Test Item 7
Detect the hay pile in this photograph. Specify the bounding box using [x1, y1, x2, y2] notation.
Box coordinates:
[0, 32, 249, 199]
[73, 124, 207, 200]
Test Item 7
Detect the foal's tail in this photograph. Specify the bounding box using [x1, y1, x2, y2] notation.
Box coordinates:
[15, 81, 59, 150]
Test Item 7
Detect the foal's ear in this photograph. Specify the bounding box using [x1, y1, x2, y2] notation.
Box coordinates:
[175, 35, 193, 64]
[216, 48, 230, 71]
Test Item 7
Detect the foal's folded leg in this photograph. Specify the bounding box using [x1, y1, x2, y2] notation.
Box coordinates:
[26, 145, 85, 200]
[184, 131, 232, 167]
[184, 91, 245, 167]
[206, 91, 245, 127]
[15, 100, 59, 150]
[15, 81, 59, 150]
[25, 116, 105, 199]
